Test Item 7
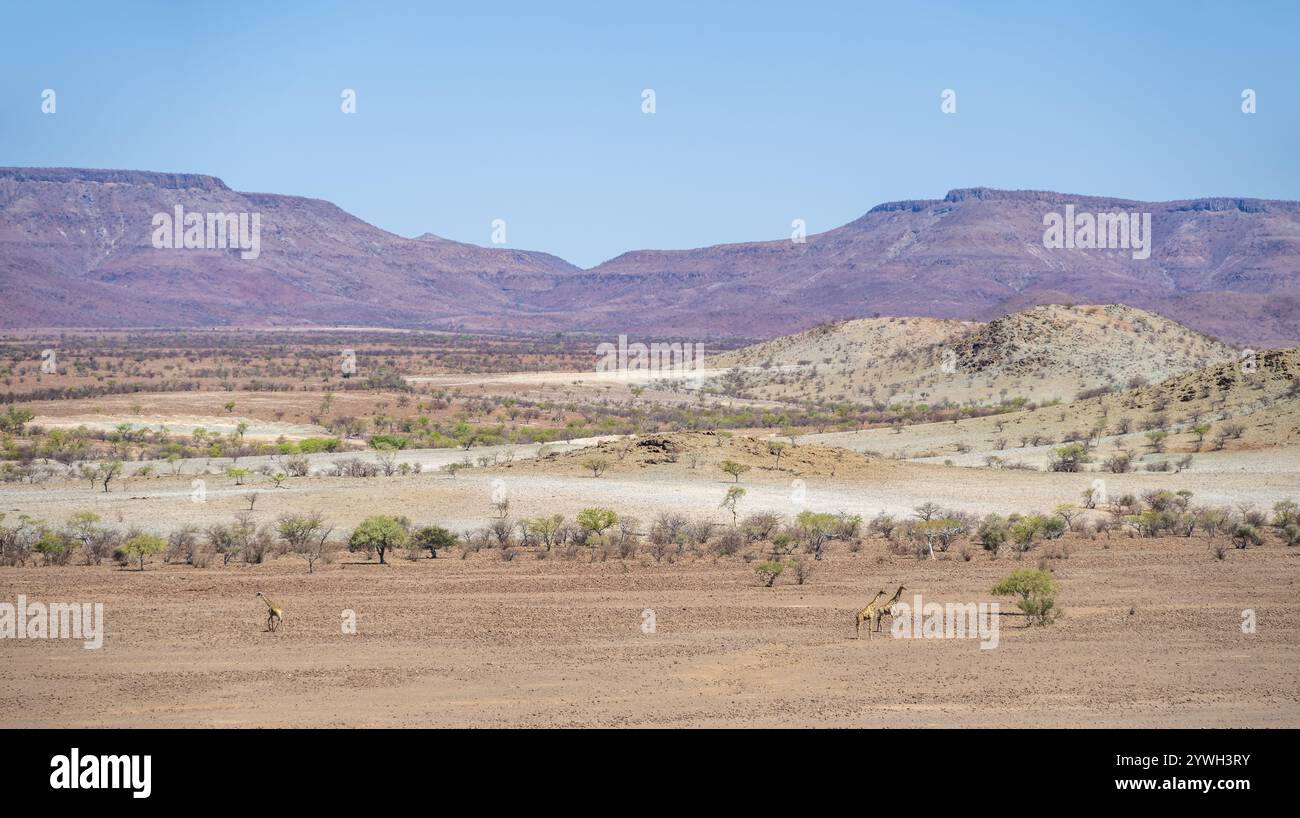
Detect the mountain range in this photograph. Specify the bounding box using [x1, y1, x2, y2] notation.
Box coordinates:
[2, 167, 1297, 346]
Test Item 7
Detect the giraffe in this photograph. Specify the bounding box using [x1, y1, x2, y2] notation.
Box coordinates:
[854, 590, 886, 639]
[256, 592, 283, 632]
[872, 584, 907, 633]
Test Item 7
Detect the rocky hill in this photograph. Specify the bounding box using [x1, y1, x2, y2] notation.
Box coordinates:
[711, 305, 1238, 406]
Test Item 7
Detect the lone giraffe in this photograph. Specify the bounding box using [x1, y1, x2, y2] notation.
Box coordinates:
[854, 589, 886, 639]
[256, 592, 283, 632]
[872, 584, 907, 633]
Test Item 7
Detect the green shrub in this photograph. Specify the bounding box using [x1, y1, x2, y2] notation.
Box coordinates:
[978, 514, 1008, 554]
[991, 568, 1061, 625]
[753, 560, 785, 587]
[122, 534, 166, 571]
[1231, 523, 1263, 549]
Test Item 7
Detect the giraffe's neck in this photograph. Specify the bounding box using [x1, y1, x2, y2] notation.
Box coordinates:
[887, 586, 904, 604]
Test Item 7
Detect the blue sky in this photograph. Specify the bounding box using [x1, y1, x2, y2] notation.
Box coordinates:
[2, 0, 1296, 267]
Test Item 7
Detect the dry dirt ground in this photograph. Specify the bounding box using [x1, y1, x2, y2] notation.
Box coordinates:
[2, 534, 1297, 728]
[2, 434, 1298, 727]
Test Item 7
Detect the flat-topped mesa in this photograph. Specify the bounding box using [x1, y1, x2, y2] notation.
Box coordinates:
[0, 167, 230, 192]
[867, 188, 1076, 213]
[1168, 198, 1273, 213]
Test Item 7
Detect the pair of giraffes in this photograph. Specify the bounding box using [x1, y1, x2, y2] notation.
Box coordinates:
[258, 588, 903, 638]
[854, 584, 906, 639]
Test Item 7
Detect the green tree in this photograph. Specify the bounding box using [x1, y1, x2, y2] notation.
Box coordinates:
[122, 534, 166, 572]
[719, 486, 746, 526]
[1190, 423, 1211, 446]
[527, 514, 565, 550]
[35, 530, 70, 563]
[720, 460, 751, 483]
[581, 457, 609, 478]
[348, 515, 409, 564]
[576, 508, 618, 542]
[0, 406, 35, 435]
[794, 510, 838, 560]
[1009, 514, 1049, 552]
[411, 525, 457, 559]
[98, 460, 123, 493]
[766, 440, 787, 468]
[1145, 430, 1168, 453]
[1047, 442, 1090, 472]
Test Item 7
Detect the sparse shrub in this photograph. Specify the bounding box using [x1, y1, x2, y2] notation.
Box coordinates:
[833, 512, 862, 540]
[1231, 523, 1263, 549]
[1009, 515, 1048, 554]
[488, 517, 515, 547]
[868, 512, 897, 539]
[684, 519, 714, 546]
[794, 510, 838, 559]
[741, 512, 781, 542]
[1272, 499, 1298, 528]
[753, 560, 785, 587]
[241, 525, 275, 564]
[650, 512, 688, 547]
[1041, 541, 1070, 560]
[648, 539, 669, 562]
[1103, 451, 1134, 473]
[1241, 507, 1267, 527]
[711, 526, 744, 556]
[165, 526, 200, 565]
[791, 555, 815, 584]
[1047, 442, 1090, 472]
[978, 514, 1008, 556]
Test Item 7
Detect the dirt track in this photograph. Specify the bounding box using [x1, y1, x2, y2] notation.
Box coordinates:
[2, 533, 1297, 728]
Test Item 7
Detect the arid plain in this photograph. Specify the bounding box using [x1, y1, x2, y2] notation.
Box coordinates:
[2, 309, 1299, 727]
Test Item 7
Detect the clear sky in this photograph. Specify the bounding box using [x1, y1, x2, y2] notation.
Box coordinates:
[2, 0, 1296, 267]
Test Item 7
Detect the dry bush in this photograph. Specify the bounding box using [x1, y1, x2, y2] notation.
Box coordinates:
[790, 555, 815, 585]
[650, 512, 687, 546]
[710, 527, 744, 556]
